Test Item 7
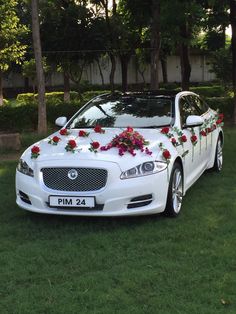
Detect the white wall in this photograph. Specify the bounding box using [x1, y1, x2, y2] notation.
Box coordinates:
[3, 54, 215, 89]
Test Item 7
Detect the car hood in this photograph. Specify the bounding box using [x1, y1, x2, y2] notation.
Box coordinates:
[21, 128, 174, 171]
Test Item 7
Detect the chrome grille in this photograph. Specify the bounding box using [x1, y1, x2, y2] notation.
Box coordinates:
[41, 167, 107, 191]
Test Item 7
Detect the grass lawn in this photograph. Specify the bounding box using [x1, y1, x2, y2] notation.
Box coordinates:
[0, 128, 236, 314]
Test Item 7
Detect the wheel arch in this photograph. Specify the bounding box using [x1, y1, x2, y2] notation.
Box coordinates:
[173, 156, 185, 194]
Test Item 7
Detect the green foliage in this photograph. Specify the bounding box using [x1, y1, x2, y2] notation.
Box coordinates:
[205, 96, 234, 118]
[22, 58, 50, 82]
[0, 0, 28, 72]
[209, 48, 232, 88]
[190, 85, 226, 97]
[16, 91, 79, 105]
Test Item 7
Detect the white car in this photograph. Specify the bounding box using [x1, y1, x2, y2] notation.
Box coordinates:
[16, 91, 224, 217]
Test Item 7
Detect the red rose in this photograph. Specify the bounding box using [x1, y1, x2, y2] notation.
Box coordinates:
[191, 135, 197, 143]
[79, 130, 86, 137]
[200, 130, 207, 136]
[216, 119, 222, 125]
[68, 140, 77, 149]
[31, 146, 40, 154]
[218, 113, 224, 120]
[91, 141, 100, 149]
[161, 127, 169, 134]
[171, 137, 176, 144]
[126, 126, 133, 133]
[163, 149, 171, 160]
[207, 128, 212, 133]
[94, 125, 104, 133]
[180, 135, 187, 142]
[52, 136, 60, 143]
[60, 129, 67, 135]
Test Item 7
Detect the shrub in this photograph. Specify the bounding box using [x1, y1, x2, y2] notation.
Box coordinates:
[190, 85, 226, 97]
[206, 97, 234, 119]
[0, 102, 84, 132]
[16, 91, 79, 106]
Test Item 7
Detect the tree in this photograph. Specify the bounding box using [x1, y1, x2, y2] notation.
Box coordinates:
[0, 0, 27, 106]
[31, 0, 47, 134]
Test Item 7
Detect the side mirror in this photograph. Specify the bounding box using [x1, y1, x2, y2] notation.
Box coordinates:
[185, 115, 204, 128]
[55, 117, 67, 127]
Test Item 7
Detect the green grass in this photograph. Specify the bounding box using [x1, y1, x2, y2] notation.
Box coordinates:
[0, 129, 236, 314]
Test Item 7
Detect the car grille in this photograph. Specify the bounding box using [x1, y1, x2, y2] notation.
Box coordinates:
[41, 167, 108, 192]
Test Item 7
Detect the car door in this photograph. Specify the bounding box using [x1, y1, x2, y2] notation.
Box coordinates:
[178, 95, 205, 189]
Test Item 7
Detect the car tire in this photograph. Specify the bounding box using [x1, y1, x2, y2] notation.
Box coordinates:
[212, 136, 223, 172]
[164, 162, 183, 217]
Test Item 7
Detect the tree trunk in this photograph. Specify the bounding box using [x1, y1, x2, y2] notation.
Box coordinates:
[109, 53, 116, 93]
[31, 0, 47, 135]
[230, 0, 236, 125]
[150, 0, 161, 90]
[0, 70, 3, 106]
[161, 57, 168, 84]
[63, 72, 70, 103]
[96, 59, 105, 87]
[120, 55, 130, 93]
[179, 23, 191, 91]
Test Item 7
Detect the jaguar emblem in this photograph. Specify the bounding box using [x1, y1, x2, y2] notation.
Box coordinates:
[68, 169, 78, 180]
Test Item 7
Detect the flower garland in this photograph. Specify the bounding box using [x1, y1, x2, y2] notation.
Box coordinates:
[100, 127, 152, 157]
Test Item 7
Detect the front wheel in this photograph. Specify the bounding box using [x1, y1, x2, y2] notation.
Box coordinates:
[164, 163, 183, 217]
[212, 136, 223, 172]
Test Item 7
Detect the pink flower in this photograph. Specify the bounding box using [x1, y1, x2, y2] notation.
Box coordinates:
[126, 126, 133, 132]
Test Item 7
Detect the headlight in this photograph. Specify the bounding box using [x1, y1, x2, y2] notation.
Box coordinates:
[120, 161, 167, 179]
[17, 159, 34, 177]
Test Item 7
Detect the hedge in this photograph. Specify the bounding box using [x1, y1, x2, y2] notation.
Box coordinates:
[16, 91, 79, 105]
[0, 102, 84, 132]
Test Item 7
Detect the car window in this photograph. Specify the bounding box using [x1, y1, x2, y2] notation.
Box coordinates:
[187, 95, 209, 115]
[68, 95, 175, 128]
[179, 96, 200, 127]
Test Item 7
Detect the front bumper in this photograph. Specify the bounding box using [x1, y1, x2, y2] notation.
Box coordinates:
[16, 159, 169, 216]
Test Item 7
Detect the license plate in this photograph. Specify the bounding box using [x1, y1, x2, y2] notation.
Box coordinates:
[49, 196, 95, 208]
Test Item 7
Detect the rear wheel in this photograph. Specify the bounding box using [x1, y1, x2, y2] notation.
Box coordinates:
[164, 163, 183, 217]
[212, 136, 223, 172]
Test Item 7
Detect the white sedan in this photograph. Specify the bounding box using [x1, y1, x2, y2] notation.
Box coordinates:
[16, 91, 223, 217]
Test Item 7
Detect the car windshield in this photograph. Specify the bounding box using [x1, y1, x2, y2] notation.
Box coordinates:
[67, 94, 175, 129]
